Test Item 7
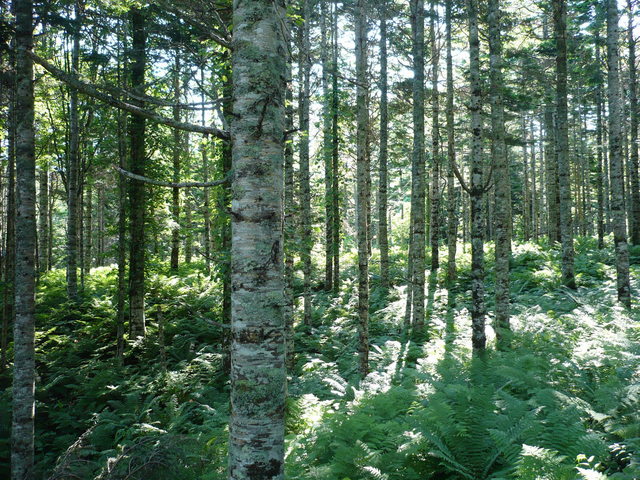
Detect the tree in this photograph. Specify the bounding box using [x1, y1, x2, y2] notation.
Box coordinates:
[430, 0, 441, 272]
[445, 0, 457, 285]
[553, 0, 576, 289]
[227, 0, 287, 476]
[468, 0, 486, 352]
[128, 7, 147, 338]
[410, 0, 426, 336]
[378, 0, 390, 290]
[627, 0, 640, 245]
[12, 0, 36, 476]
[488, 0, 511, 348]
[355, 0, 370, 377]
[606, 0, 631, 307]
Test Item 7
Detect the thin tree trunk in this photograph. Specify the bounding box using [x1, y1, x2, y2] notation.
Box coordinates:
[12, 0, 36, 475]
[331, 0, 340, 291]
[128, 7, 147, 337]
[298, 0, 312, 326]
[410, 0, 426, 336]
[553, 0, 576, 289]
[84, 180, 92, 274]
[430, 0, 440, 272]
[284, 57, 296, 369]
[489, 0, 511, 348]
[445, 0, 457, 285]
[628, 0, 640, 245]
[1, 79, 15, 372]
[201, 69, 212, 276]
[66, 6, 81, 300]
[523, 114, 531, 241]
[355, 0, 370, 377]
[228, 0, 287, 474]
[38, 163, 48, 272]
[379, 0, 390, 290]
[607, 0, 632, 307]
[468, 0, 486, 353]
[184, 190, 193, 263]
[171, 54, 181, 272]
[596, 33, 606, 248]
[321, 0, 334, 291]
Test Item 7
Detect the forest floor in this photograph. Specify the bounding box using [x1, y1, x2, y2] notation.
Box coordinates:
[0, 237, 639, 479]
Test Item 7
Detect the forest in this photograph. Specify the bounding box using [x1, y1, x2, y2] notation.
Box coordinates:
[0, 0, 639, 478]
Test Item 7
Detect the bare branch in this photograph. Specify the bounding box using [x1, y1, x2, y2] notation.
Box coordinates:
[30, 52, 230, 140]
[114, 166, 230, 188]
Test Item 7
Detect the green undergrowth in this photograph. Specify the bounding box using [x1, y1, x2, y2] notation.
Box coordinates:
[0, 237, 638, 479]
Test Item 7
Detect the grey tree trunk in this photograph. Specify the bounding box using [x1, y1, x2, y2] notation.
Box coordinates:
[321, 0, 334, 291]
[228, 0, 287, 475]
[66, 9, 80, 300]
[331, 0, 340, 291]
[38, 164, 48, 272]
[543, 18, 560, 244]
[12, 0, 36, 476]
[201, 69, 212, 276]
[184, 190, 193, 264]
[2, 99, 15, 372]
[468, 0, 486, 353]
[128, 7, 147, 338]
[410, 0, 426, 336]
[628, 0, 640, 245]
[355, 0, 370, 377]
[606, 0, 632, 307]
[298, 1, 312, 325]
[445, 0, 457, 285]
[488, 0, 511, 348]
[284, 58, 296, 369]
[171, 54, 182, 272]
[595, 33, 605, 249]
[430, 0, 440, 272]
[553, 0, 576, 289]
[378, 0, 390, 290]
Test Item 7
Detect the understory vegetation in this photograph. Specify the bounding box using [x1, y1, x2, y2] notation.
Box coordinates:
[1, 237, 638, 480]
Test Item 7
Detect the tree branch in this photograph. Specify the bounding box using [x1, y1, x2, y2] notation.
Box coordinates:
[114, 166, 230, 188]
[30, 52, 230, 140]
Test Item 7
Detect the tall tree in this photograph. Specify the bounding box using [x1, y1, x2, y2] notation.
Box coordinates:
[228, 0, 287, 477]
[488, 0, 511, 348]
[378, 0, 390, 290]
[445, 0, 457, 284]
[553, 0, 576, 289]
[299, 0, 312, 325]
[410, 0, 426, 335]
[170, 54, 182, 272]
[330, 0, 340, 291]
[468, 0, 486, 352]
[607, 0, 632, 307]
[628, 0, 640, 245]
[128, 7, 147, 337]
[66, 3, 81, 300]
[430, 0, 440, 272]
[12, 0, 36, 475]
[355, 0, 369, 377]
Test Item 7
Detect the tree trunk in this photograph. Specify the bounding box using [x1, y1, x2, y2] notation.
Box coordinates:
[331, 0, 340, 291]
[201, 69, 212, 276]
[38, 163, 48, 272]
[379, 0, 390, 290]
[12, 0, 36, 475]
[410, 0, 426, 336]
[171, 54, 181, 272]
[284, 57, 296, 369]
[184, 190, 193, 264]
[595, 33, 606, 249]
[628, 0, 640, 245]
[607, 0, 632, 307]
[84, 180, 92, 274]
[128, 7, 147, 338]
[445, 0, 457, 285]
[1, 80, 16, 372]
[298, 1, 312, 325]
[66, 7, 81, 300]
[355, 0, 370, 377]
[488, 0, 511, 348]
[468, 0, 486, 353]
[553, 0, 576, 289]
[228, 0, 287, 474]
[430, 0, 440, 272]
[321, 1, 334, 291]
